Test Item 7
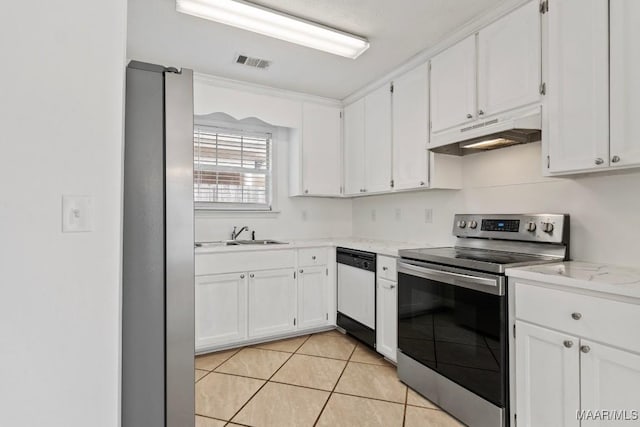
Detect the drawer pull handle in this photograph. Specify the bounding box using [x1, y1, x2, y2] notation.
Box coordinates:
[571, 312, 582, 320]
[312, 256, 316, 260]
[240, 274, 245, 279]
[250, 273, 255, 278]
[563, 340, 574, 348]
[382, 266, 388, 271]
[580, 345, 591, 354]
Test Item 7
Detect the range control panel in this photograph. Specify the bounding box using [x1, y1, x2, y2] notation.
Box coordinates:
[452, 214, 570, 244]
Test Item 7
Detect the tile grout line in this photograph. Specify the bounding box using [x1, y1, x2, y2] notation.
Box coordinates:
[402, 387, 408, 427]
[312, 338, 359, 427]
[225, 334, 313, 424]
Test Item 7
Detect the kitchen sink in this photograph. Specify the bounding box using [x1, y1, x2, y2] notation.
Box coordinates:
[195, 239, 288, 248]
[234, 239, 288, 245]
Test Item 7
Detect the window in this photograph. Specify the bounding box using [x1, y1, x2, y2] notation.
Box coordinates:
[194, 124, 273, 210]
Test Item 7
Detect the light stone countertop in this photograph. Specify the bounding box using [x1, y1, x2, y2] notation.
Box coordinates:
[506, 261, 640, 301]
[195, 237, 433, 257]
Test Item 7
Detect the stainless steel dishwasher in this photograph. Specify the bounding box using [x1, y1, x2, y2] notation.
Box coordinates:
[336, 247, 376, 347]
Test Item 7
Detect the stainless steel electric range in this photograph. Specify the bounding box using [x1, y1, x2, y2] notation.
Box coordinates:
[397, 214, 570, 427]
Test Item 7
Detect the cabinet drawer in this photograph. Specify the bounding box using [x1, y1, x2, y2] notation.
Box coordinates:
[196, 250, 295, 275]
[377, 255, 397, 281]
[298, 248, 328, 267]
[515, 282, 640, 353]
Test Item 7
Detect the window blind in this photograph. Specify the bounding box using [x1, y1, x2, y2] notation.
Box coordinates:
[194, 125, 272, 209]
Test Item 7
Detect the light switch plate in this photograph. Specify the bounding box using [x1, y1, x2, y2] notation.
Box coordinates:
[62, 195, 93, 232]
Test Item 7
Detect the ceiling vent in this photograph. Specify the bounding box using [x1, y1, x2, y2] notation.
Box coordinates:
[235, 54, 271, 70]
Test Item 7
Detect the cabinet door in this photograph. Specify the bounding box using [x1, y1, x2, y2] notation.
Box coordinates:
[610, 0, 640, 167]
[343, 98, 366, 195]
[364, 84, 392, 193]
[376, 278, 397, 362]
[297, 266, 328, 329]
[478, 0, 540, 117]
[546, 0, 609, 173]
[515, 321, 580, 427]
[195, 273, 247, 350]
[430, 35, 477, 133]
[302, 103, 342, 196]
[248, 268, 296, 338]
[392, 64, 429, 191]
[580, 340, 640, 427]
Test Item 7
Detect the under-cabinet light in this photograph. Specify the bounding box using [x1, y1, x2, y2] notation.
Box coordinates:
[176, 0, 370, 59]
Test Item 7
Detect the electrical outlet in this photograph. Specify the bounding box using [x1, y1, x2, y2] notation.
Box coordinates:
[425, 208, 433, 224]
[395, 208, 402, 221]
[371, 209, 376, 221]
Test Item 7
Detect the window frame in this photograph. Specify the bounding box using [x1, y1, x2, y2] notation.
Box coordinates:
[193, 118, 276, 212]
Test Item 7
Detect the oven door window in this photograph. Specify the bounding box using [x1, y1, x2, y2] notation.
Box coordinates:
[398, 272, 506, 406]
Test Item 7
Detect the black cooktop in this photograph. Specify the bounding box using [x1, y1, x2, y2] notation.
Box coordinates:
[398, 246, 559, 274]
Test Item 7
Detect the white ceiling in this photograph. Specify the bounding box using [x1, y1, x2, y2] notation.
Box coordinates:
[127, 0, 506, 99]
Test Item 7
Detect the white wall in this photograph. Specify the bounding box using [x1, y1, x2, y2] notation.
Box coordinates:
[0, 1, 127, 426]
[196, 128, 353, 241]
[353, 143, 640, 266]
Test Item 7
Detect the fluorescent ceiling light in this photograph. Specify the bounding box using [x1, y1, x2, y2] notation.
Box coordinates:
[176, 0, 370, 59]
[462, 138, 517, 150]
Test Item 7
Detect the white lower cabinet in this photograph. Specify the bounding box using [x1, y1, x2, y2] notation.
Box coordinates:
[297, 266, 328, 329]
[514, 281, 640, 426]
[195, 272, 248, 349]
[195, 248, 334, 352]
[248, 268, 297, 338]
[376, 277, 397, 362]
[515, 321, 580, 427]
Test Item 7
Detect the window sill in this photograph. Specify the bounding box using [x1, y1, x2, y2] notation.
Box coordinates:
[195, 209, 281, 219]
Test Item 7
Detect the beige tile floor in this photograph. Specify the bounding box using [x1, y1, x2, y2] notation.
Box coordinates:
[195, 330, 465, 427]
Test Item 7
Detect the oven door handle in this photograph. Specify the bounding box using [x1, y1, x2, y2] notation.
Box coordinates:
[397, 261, 504, 296]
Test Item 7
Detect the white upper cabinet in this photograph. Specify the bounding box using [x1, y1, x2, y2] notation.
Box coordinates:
[343, 98, 366, 195]
[430, 35, 477, 133]
[300, 103, 342, 196]
[289, 102, 342, 197]
[610, 0, 640, 168]
[478, 0, 540, 117]
[364, 84, 393, 193]
[392, 63, 429, 190]
[545, 0, 609, 173]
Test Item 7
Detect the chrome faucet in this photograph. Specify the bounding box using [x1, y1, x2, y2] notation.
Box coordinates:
[231, 225, 249, 240]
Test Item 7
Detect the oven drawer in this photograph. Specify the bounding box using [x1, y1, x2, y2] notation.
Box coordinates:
[377, 255, 397, 281]
[515, 281, 640, 353]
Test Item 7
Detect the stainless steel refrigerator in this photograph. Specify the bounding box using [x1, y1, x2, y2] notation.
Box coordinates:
[122, 61, 195, 427]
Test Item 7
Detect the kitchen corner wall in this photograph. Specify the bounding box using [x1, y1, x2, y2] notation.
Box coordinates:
[195, 127, 353, 242]
[353, 143, 640, 266]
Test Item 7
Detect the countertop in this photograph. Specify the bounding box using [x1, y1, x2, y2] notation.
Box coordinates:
[506, 261, 640, 301]
[195, 237, 431, 257]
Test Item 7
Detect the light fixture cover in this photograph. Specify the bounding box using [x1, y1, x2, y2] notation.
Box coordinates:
[176, 0, 370, 59]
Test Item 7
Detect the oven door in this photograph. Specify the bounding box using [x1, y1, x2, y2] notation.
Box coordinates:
[397, 260, 507, 407]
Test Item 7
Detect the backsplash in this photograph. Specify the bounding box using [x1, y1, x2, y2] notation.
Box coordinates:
[353, 143, 640, 266]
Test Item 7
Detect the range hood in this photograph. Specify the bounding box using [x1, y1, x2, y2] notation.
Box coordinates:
[429, 106, 541, 156]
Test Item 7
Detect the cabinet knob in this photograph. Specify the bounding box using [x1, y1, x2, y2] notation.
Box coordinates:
[580, 345, 591, 354]
[571, 312, 582, 320]
[594, 158, 604, 165]
[478, 110, 485, 116]
[612, 155, 621, 163]
[304, 189, 309, 194]
[249, 273, 255, 278]
[390, 284, 396, 289]
[299, 269, 304, 273]
[312, 256, 316, 260]
[240, 274, 245, 279]
[563, 340, 574, 348]
[420, 181, 425, 186]
[382, 266, 388, 271]
[466, 113, 473, 119]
